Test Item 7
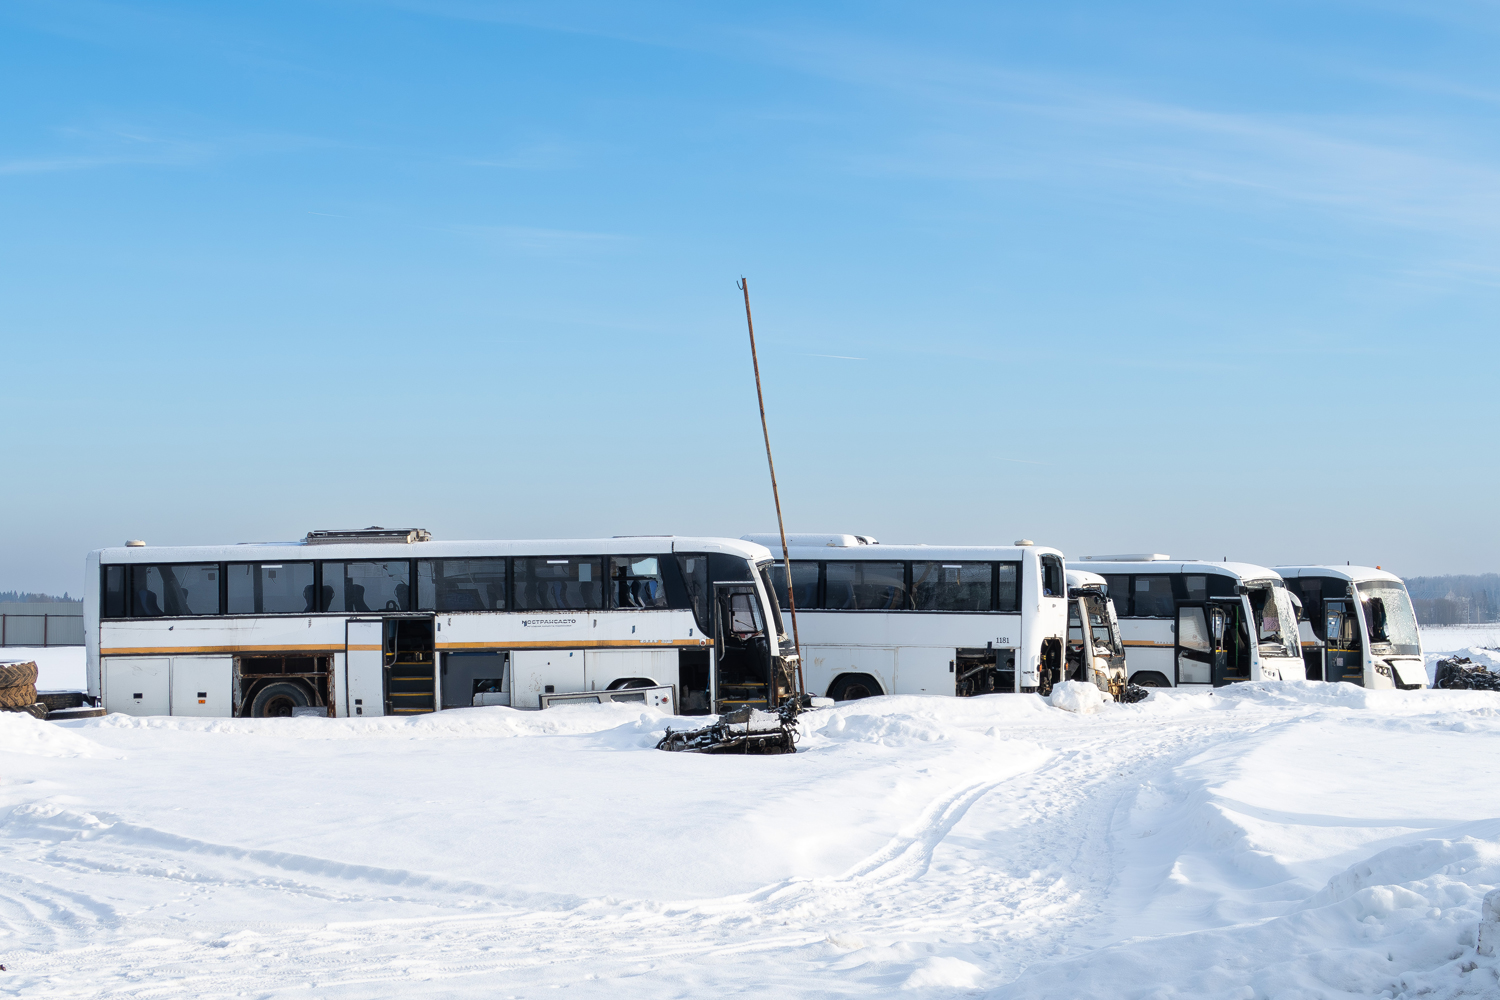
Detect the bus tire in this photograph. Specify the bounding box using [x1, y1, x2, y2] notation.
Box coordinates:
[249, 681, 312, 718]
[828, 673, 882, 702]
[1131, 672, 1171, 688]
[607, 678, 656, 690]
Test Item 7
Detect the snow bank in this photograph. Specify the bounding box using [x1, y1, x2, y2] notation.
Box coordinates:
[0, 710, 110, 758]
[1047, 680, 1104, 713]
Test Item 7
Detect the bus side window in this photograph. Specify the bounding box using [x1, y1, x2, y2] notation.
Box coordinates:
[1040, 555, 1064, 599]
[102, 565, 126, 618]
[1102, 575, 1130, 618]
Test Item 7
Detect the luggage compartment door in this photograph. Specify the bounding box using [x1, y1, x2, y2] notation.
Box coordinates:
[584, 648, 679, 692]
[170, 655, 232, 717]
[104, 656, 169, 716]
[346, 619, 385, 717]
[510, 649, 585, 709]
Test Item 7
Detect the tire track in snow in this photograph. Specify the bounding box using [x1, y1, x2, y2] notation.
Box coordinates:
[2, 709, 1281, 997]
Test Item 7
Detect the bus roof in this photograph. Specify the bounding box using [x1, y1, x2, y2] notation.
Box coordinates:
[741, 536, 1062, 561]
[1070, 558, 1283, 585]
[93, 535, 774, 564]
[1274, 565, 1405, 586]
[1066, 568, 1106, 589]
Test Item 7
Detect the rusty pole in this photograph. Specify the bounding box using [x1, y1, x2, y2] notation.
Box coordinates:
[737, 277, 804, 704]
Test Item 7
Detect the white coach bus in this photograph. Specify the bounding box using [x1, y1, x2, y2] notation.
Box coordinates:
[85, 529, 796, 718]
[1276, 565, 1425, 690]
[742, 534, 1069, 699]
[1075, 555, 1305, 688]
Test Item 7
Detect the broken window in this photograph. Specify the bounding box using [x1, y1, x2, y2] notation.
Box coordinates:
[610, 556, 668, 609]
[1356, 582, 1421, 656]
[911, 562, 991, 612]
[1246, 582, 1295, 654]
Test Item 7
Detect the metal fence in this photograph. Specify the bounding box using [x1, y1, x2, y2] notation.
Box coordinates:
[0, 614, 84, 646]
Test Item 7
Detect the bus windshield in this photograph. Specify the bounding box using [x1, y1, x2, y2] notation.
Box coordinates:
[1247, 582, 1297, 657]
[1084, 594, 1123, 657]
[1356, 581, 1421, 657]
[756, 561, 787, 642]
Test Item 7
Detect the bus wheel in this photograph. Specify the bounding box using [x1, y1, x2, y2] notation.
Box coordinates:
[829, 674, 882, 701]
[1131, 672, 1170, 688]
[250, 682, 311, 718]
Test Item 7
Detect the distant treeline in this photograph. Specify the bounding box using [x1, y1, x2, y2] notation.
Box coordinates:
[0, 590, 76, 604]
[1403, 574, 1500, 625]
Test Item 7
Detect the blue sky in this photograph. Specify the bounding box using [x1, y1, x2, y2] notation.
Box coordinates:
[4, 0, 1497, 595]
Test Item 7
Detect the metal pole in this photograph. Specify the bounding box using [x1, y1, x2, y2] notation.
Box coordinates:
[737, 277, 805, 704]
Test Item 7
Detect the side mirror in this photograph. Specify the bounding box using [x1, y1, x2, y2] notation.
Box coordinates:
[1288, 590, 1304, 621]
[1368, 597, 1388, 642]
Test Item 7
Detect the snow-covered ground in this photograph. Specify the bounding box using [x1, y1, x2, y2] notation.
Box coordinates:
[0, 647, 84, 693]
[4, 683, 1500, 998]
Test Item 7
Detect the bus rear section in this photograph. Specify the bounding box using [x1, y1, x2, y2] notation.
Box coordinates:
[1075, 555, 1305, 688]
[747, 534, 1069, 700]
[1278, 566, 1425, 690]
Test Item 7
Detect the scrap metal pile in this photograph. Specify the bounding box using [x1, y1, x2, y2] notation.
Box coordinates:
[0, 660, 47, 719]
[656, 703, 800, 755]
[1432, 656, 1500, 691]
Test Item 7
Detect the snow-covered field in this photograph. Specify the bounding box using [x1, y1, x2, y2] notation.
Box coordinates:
[4, 680, 1500, 998]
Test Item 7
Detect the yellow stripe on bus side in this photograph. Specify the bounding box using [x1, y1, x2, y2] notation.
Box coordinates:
[102, 639, 711, 655]
[436, 638, 711, 650]
[101, 643, 346, 655]
[1122, 640, 1173, 648]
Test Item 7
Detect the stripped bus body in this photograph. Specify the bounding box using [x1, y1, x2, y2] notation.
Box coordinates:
[1276, 565, 1425, 690]
[85, 531, 794, 718]
[744, 534, 1069, 699]
[1076, 555, 1305, 688]
[1065, 568, 1128, 699]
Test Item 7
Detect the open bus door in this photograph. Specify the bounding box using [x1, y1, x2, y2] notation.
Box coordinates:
[1175, 601, 1249, 686]
[713, 583, 772, 712]
[1323, 599, 1363, 684]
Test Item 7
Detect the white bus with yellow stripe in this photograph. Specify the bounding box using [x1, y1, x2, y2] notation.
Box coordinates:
[85, 530, 794, 718]
[1073, 555, 1305, 688]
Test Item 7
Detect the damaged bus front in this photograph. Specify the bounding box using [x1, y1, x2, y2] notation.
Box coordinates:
[1076, 556, 1305, 688]
[1065, 569, 1128, 699]
[1277, 566, 1425, 690]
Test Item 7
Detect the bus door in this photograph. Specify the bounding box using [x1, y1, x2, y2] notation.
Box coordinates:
[346, 619, 384, 717]
[345, 616, 436, 717]
[1175, 601, 1247, 686]
[1323, 599, 1363, 684]
[713, 583, 771, 711]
